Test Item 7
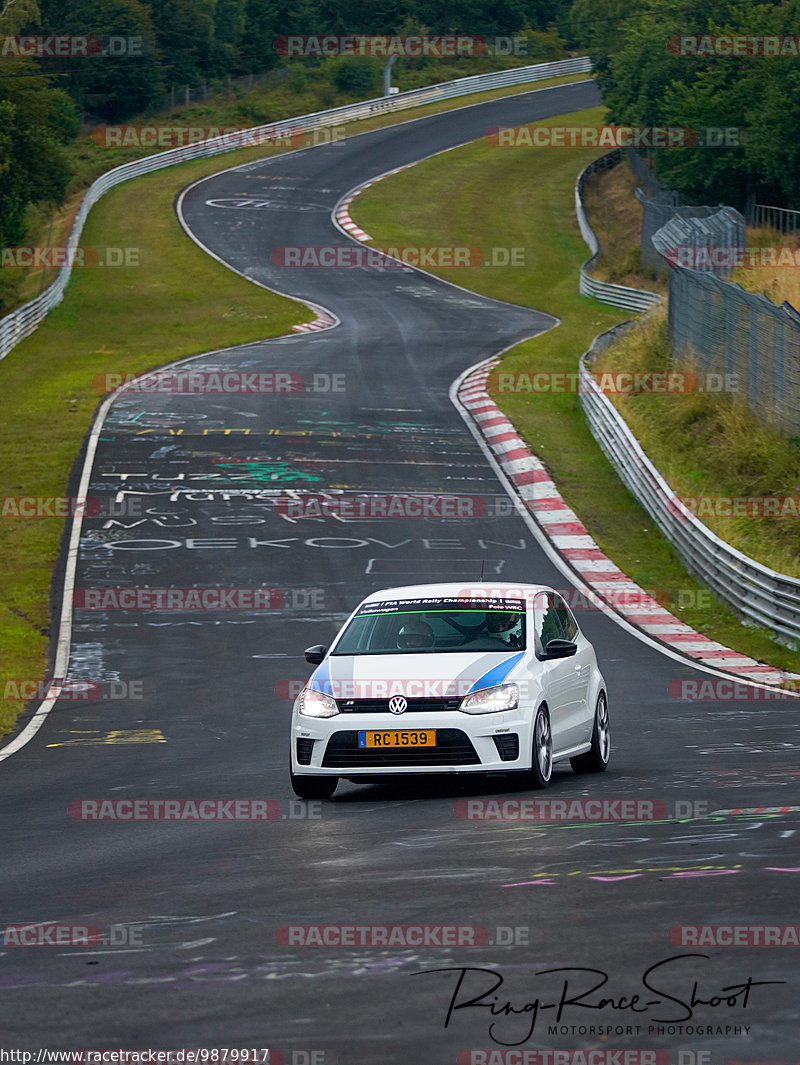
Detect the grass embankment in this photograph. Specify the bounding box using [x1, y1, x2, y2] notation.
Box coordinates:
[581, 161, 667, 294]
[0, 72, 592, 738]
[594, 310, 800, 581]
[351, 106, 799, 672]
[729, 227, 800, 307]
[586, 166, 800, 582]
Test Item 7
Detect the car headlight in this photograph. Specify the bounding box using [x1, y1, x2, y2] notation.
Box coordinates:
[298, 687, 339, 718]
[459, 682, 519, 715]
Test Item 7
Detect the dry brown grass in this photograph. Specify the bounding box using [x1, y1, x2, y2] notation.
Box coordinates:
[581, 160, 667, 293]
[730, 227, 800, 310]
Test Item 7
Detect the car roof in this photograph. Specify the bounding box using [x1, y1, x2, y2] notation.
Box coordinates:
[360, 582, 554, 604]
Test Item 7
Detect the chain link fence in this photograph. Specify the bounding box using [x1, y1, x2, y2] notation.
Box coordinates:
[664, 255, 800, 436]
[628, 149, 740, 277]
[650, 207, 746, 277]
[638, 195, 733, 276]
[626, 151, 800, 435]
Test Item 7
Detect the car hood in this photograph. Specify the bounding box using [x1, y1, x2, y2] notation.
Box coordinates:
[308, 649, 525, 701]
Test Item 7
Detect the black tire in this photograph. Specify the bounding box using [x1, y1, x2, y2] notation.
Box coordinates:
[570, 690, 610, 774]
[527, 705, 552, 789]
[290, 769, 338, 800]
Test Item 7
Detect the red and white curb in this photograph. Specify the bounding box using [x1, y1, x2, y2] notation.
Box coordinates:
[292, 309, 337, 333]
[458, 360, 798, 687]
[333, 164, 413, 242]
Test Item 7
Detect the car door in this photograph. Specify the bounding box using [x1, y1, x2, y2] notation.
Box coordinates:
[532, 592, 588, 753]
[550, 593, 593, 746]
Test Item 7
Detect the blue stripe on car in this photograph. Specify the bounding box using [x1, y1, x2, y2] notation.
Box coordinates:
[466, 651, 525, 695]
[310, 657, 333, 697]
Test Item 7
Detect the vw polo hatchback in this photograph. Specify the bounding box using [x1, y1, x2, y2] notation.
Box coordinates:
[289, 582, 609, 799]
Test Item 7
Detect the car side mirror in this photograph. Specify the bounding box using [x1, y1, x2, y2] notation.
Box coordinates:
[541, 638, 577, 660]
[304, 644, 327, 665]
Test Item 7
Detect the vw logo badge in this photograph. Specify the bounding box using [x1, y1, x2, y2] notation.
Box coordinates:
[389, 696, 408, 715]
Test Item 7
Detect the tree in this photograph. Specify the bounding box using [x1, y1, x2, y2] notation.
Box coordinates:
[37, 0, 163, 120]
[143, 0, 215, 88]
[212, 0, 248, 77]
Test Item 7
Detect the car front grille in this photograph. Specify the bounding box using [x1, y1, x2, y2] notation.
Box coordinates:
[321, 729, 480, 768]
[336, 697, 462, 714]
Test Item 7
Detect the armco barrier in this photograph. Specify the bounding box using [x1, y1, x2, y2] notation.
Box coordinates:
[575, 151, 663, 313]
[578, 330, 800, 645]
[0, 56, 591, 362]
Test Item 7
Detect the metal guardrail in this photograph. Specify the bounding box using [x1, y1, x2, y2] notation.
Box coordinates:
[574, 151, 663, 313]
[0, 56, 592, 362]
[578, 330, 800, 645]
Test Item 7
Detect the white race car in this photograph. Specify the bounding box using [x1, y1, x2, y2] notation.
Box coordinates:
[289, 582, 609, 799]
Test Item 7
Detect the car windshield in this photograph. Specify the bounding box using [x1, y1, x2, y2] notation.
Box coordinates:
[331, 597, 526, 655]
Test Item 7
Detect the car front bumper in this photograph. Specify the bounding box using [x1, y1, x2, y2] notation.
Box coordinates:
[290, 709, 533, 776]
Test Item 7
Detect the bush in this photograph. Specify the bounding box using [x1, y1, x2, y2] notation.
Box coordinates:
[330, 58, 380, 96]
[287, 67, 308, 94]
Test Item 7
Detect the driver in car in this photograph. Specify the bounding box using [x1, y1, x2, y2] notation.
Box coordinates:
[440, 610, 523, 648]
[484, 611, 523, 647]
[396, 619, 436, 651]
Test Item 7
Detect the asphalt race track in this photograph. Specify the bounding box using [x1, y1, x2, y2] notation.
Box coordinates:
[2, 81, 799, 1061]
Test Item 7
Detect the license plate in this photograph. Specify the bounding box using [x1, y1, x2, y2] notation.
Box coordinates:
[358, 730, 436, 749]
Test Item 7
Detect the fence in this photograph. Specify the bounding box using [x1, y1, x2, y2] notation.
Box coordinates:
[153, 69, 290, 115]
[665, 256, 800, 436]
[747, 201, 800, 235]
[638, 195, 734, 276]
[650, 207, 746, 277]
[0, 55, 592, 363]
[574, 151, 662, 313]
[579, 330, 800, 645]
[618, 151, 800, 434]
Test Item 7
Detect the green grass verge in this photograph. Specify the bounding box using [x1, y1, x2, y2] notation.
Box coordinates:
[0, 73, 594, 739]
[595, 309, 800, 580]
[0, 159, 306, 738]
[352, 104, 800, 674]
